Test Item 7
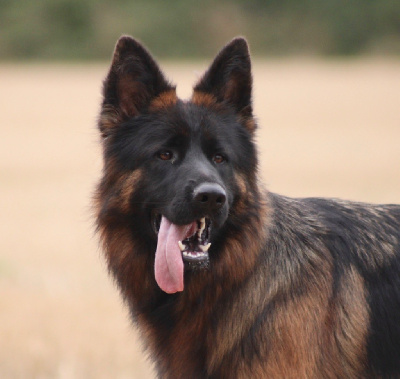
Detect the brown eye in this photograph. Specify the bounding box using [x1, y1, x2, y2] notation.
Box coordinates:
[213, 154, 225, 164]
[158, 151, 173, 161]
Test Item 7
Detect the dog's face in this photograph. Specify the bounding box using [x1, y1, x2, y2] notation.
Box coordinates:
[97, 36, 258, 293]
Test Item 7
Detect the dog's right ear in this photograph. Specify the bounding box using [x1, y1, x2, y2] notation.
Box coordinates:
[99, 36, 175, 137]
[192, 38, 253, 125]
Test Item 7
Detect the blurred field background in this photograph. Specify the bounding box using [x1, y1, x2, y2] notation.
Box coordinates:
[1, 1, 400, 379]
[1, 0, 400, 59]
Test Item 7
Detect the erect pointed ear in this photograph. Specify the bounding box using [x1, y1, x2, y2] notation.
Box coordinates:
[100, 36, 176, 137]
[192, 37, 253, 122]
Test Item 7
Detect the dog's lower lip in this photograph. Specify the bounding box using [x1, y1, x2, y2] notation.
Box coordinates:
[182, 250, 209, 263]
[179, 237, 210, 263]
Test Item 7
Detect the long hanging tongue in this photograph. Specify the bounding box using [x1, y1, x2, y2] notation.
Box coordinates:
[154, 216, 196, 293]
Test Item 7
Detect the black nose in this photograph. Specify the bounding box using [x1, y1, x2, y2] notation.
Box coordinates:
[193, 183, 226, 214]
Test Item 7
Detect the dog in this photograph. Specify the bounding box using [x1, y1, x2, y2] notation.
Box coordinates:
[95, 36, 400, 378]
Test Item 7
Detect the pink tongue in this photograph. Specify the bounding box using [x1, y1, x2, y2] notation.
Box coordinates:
[154, 216, 195, 294]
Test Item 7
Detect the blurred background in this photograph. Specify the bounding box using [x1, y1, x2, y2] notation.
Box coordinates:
[1, 0, 400, 59]
[1, 1, 399, 378]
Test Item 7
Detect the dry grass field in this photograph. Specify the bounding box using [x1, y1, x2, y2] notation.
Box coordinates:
[0, 59, 399, 378]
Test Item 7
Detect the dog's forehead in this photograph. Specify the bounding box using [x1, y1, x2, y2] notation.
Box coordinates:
[127, 97, 240, 147]
[168, 99, 235, 136]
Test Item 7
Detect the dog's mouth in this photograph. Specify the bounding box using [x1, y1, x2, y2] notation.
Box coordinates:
[153, 214, 211, 263]
[153, 214, 211, 294]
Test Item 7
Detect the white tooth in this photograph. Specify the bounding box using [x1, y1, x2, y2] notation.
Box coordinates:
[200, 243, 211, 252]
[183, 251, 188, 256]
[178, 241, 185, 252]
[198, 217, 206, 237]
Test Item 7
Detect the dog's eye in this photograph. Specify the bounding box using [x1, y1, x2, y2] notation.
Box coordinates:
[158, 151, 173, 161]
[213, 154, 226, 164]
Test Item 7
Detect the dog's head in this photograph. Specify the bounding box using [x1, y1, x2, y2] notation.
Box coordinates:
[97, 36, 258, 293]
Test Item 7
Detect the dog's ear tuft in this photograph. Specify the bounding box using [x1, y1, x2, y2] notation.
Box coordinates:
[193, 37, 253, 119]
[100, 36, 175, 136]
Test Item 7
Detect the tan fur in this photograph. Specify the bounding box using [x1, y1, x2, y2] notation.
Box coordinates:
[98, 169, 142, 214]
[100, 225, 155, 300]
[99, 104, 122, 135]
[233, 172, 248, 214]
[192, 91, 256, 133]
[335, 266, 369, 376]
[239, 115, 257, 133]
[191, 91, 220, 109]
[149, 89, 178, 111]
[119, 170, 143, 211]
[233, 172, 259, 215]
[260, 273, 333, 378]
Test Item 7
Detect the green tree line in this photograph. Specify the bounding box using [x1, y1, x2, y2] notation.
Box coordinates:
[1, 0, 399, 60]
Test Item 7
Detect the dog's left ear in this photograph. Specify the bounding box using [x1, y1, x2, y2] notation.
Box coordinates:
[193, 37, 253, 122]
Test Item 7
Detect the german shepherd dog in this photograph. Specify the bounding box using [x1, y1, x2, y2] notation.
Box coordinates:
[95, 36, 400, 378]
